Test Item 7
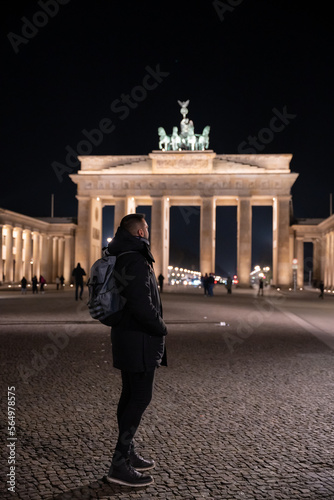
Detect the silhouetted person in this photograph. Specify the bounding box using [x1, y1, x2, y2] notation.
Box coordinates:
[202, 273, 209, 295]
[40, 275, 46, 294]
[21, 277, 27, 294]
[55, 276, 60, 290]
[207, 273, 215, 296]
[32, 275, 38, 294]
[158, 273, 165, 292]
[72, 263, 86, 300]
[258, 278, 264, 296]
[319, 281, 324, 299]
[60, 275, 65, 288]
[226, 276, 232, 294]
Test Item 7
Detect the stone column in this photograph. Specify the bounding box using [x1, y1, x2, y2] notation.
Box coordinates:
[53, 237, 59, 281]
[14, 227, 23, 281]
[237, 197, 252, 286]
[114, 197, 137, 231]
[0, 225, 3, 283]
[312, 238, 321, 284]
[75, 196, 90, 273]
[47, 236, 54, 282]
[24, 229, 32, 281]
[326, 231, 334, 290]
[200, 197, 216, 275]
[273, 196, 291, 287]
[64, 235, 74, 284]
[151, 196, 170, 280]
[32, 232, 41, 278]
[5, 225, 14, 282]
[40, 234, 49, 281]
[58, 237, 65, 280]
[295, 237, 304, 288]
[89, 197, 103, 266]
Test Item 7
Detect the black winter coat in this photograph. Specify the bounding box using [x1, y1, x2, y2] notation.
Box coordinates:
[107, 227, 167, 372]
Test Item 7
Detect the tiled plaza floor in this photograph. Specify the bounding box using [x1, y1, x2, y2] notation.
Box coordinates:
[1, 286, 334, 499]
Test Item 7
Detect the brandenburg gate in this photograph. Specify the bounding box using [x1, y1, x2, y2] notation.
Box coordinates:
[70, 102, 298, 287]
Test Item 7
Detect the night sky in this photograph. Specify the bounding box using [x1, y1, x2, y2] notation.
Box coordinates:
[1, 1, 333, 276]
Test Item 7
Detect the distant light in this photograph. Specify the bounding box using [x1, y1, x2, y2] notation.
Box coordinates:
[97, 197, 100, 201]
[107, 237, 112, 243]
[8, 285, 11, 288]
[289, 288, 292, 291]
[277, 287, 280, 291]
[299, 288, 303, 291]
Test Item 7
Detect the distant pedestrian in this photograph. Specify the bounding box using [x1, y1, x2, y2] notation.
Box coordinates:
[201, 273, 209, 295]
[60, 275, 65, 288]
[258, 278, 264, 296]
[207, 273, 215, 296]
[226, 276, 232, 295]
[32, 275, 38, 294]
[72, 263, 86, 300]
[55, 276, 60, 290]
[40, 275, 46, 294]
[158, 273, 165, 292]
[319, 281, 324, 299]
[21, 277, 27, 294]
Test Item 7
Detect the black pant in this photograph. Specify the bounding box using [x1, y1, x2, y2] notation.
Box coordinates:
[75, 282, 83, 300]
[112, 369, 155, 466]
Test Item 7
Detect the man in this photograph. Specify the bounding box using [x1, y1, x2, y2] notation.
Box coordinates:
[106, 213, 167, 487]
[72, 263, 86, 300]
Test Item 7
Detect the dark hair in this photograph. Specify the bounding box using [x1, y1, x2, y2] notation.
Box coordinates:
[120, 213, 146, 234]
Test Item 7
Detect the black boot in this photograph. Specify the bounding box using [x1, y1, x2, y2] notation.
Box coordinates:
[129, 443, 155, 471]
[107, 459, 153, 487]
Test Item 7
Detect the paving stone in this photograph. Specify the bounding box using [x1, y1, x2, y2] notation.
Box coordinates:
[1, 288, 334, 499]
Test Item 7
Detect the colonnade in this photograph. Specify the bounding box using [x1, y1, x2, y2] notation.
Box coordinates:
[75, 194, 292, 287]
[0, 222, 75, 284]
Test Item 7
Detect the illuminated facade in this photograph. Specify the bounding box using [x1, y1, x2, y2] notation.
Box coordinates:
[0, 209, 76, 284]
[70, 151, 298, 287]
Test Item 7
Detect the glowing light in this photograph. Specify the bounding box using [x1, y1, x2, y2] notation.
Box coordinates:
[107, 237, 112, 243]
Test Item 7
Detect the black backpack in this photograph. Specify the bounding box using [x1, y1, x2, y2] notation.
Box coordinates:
[87, 249, 136, 326]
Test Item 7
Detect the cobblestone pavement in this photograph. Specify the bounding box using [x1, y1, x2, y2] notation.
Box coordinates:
[1, 286, 334, 499]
